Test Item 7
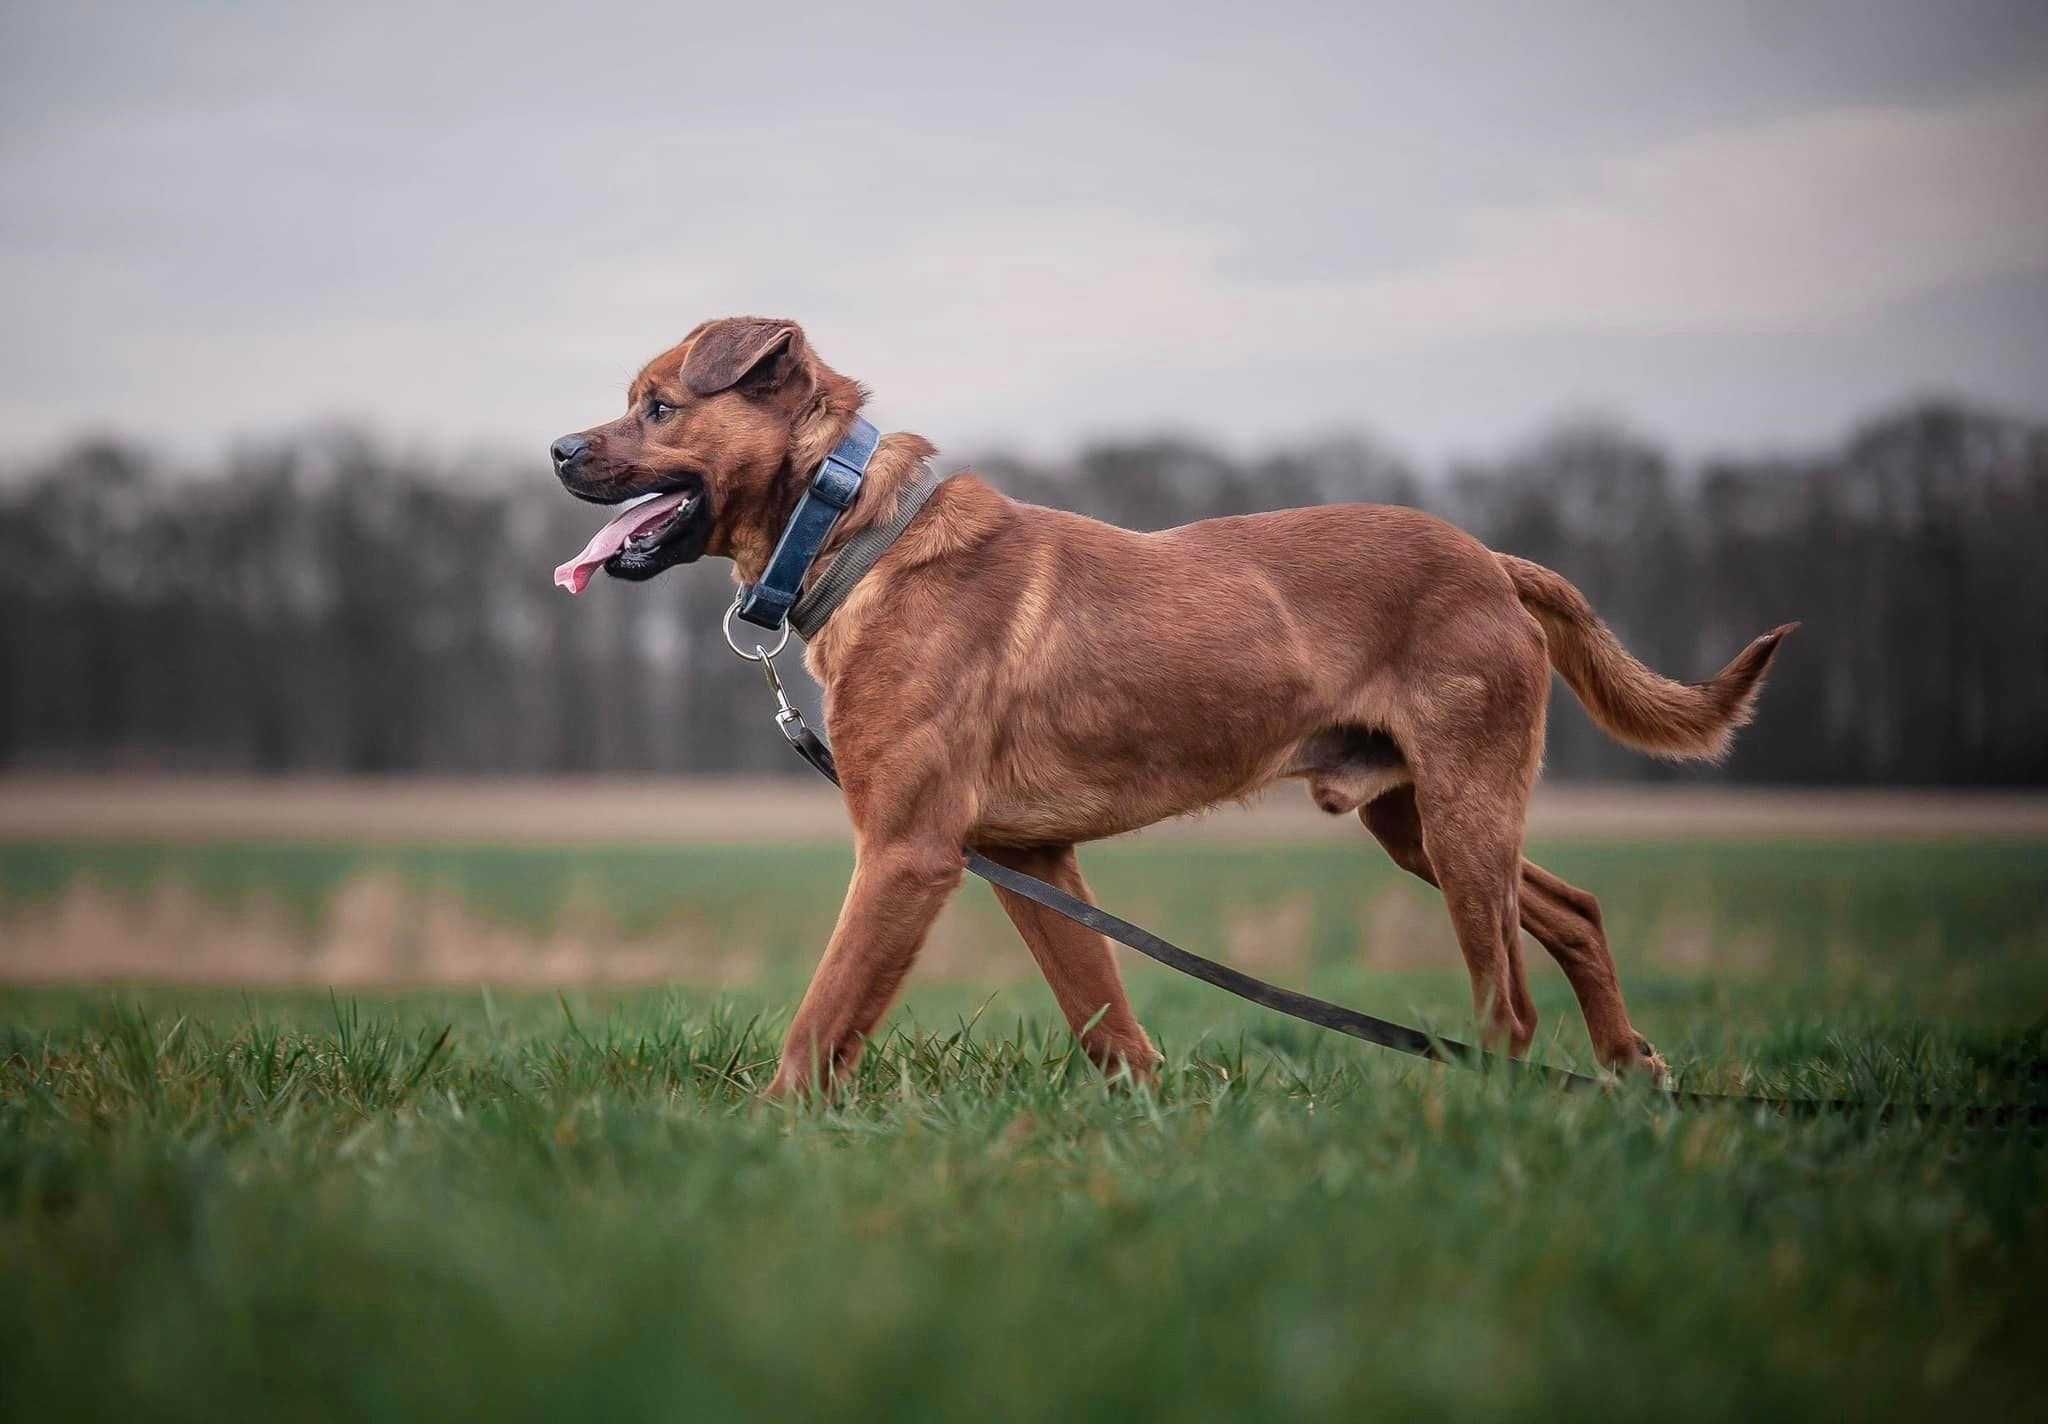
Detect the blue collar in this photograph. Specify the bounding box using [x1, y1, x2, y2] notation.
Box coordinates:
[732, 416, 881, 631]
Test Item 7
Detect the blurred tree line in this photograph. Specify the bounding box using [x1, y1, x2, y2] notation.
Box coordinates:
[1, 399, 2043, 784]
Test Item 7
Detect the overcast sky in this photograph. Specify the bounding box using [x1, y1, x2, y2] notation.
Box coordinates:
[4, 1, 2046, 472]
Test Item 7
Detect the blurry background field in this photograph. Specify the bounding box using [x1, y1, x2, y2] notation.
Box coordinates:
[3, 784, 2044, 1024]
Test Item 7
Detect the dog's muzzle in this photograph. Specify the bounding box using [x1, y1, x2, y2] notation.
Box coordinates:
[551, 432, 593, 482]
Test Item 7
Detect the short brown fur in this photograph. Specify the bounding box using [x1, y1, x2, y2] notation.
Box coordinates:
[555, 318, 1796, 1095]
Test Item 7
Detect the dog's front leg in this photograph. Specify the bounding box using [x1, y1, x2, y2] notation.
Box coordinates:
[767, 835, 965, 1098]
[981, 844, 1160, 1084]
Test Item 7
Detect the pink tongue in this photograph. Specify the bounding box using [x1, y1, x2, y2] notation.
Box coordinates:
[553, 491, 694, 595]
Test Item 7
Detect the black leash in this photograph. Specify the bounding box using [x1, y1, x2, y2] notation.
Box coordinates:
[744, 652, 2038, 1128]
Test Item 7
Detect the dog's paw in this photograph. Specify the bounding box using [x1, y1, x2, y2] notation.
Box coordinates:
[1601, 1034, 1669, 1088]
[1630, 1035, 1671, 1088]
[1091, 1041, 1164, 1091]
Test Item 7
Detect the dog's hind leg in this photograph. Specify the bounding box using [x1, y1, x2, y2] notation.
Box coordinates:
[982, 844, 1161, 1083]
[1517, 862, 1667, 1080]
[1372, 628, 1553, 1055]
[1361, 785, 1537, 1056]
[1362, 787, 1666, 1080]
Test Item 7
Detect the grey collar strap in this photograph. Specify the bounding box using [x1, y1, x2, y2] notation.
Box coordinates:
[789, 466, 948, 640]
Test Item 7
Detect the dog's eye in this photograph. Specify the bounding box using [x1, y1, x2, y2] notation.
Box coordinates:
[646, 400, 676, 423]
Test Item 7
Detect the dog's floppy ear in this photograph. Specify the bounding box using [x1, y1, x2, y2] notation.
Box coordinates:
[681, 317, 806, 397]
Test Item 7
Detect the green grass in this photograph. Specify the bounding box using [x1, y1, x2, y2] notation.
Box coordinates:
[3, 837, 2047, 1419]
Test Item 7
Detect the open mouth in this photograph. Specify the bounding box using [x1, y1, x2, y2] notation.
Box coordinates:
[553, 485, 703, 594]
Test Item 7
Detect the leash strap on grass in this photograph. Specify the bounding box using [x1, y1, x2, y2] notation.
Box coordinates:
[774, 711, 2039, 1128]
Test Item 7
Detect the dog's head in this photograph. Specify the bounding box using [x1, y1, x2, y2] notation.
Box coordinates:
[550, 316, 861, 583]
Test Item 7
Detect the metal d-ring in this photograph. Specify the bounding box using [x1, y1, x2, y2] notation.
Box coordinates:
[722, 594, 790, 662]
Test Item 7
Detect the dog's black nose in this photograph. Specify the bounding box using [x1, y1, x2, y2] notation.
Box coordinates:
[551, 433, 590, 471]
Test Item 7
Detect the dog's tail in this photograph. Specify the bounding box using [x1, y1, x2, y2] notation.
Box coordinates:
[1498, 553, 1796, 763]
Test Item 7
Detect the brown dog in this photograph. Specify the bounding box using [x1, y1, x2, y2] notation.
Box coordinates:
[552, 316, 1793, 1096]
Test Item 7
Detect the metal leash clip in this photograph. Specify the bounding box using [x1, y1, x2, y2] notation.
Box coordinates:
[722, 592, 812, 752]
[757, 645, 807, 743]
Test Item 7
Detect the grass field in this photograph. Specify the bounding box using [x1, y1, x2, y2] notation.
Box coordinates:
[3, 831, 2047, 1419]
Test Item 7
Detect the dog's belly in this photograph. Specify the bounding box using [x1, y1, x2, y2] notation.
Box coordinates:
[968, 656, 1348, 846]
[971, 786, 1252, 846]
[972, 724, 1410, 846]
[972, 778, 1257, 846]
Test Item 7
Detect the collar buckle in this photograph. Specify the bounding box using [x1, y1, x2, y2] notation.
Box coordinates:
[732, 416, 880, 631]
